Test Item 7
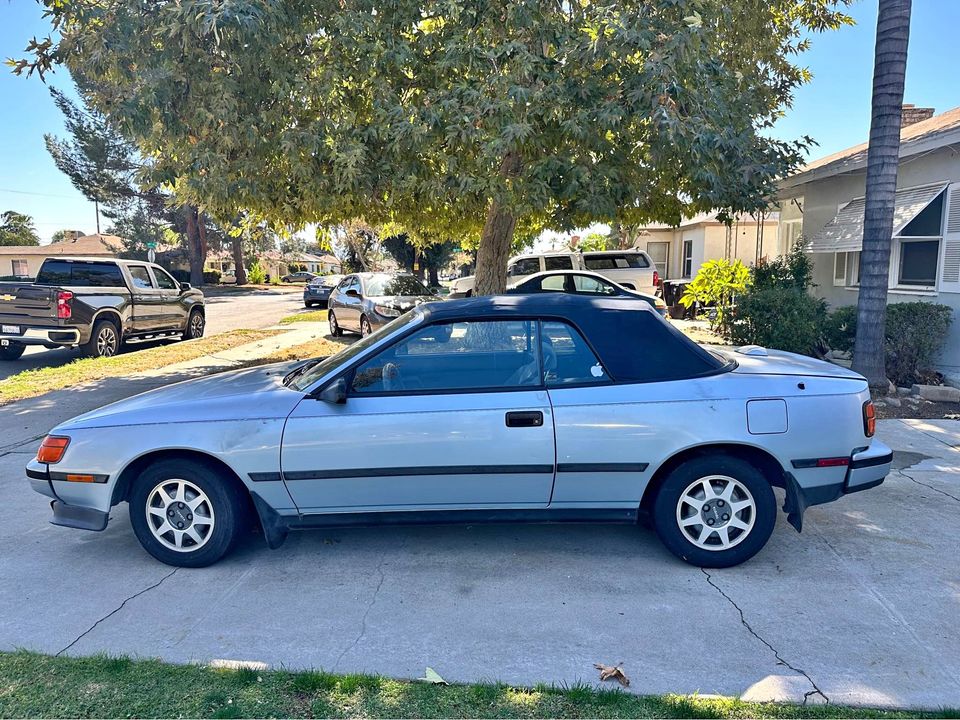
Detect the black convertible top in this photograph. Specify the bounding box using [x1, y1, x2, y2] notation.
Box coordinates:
[418, 294, 726, 383]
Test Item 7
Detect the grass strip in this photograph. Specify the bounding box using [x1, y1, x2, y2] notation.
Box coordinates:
[0, 650, 949, 720]
[279, 309, 330, 324]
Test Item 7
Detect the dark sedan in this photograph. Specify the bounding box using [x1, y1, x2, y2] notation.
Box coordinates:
[328, 273, 438, 336]
[303, 274, 344, 308]
[507, 270, 667, 316]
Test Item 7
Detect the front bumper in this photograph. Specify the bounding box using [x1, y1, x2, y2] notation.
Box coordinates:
[782, 440, 893, 531]
[1, 326, 81, 347]
[26, 459, 109, 532]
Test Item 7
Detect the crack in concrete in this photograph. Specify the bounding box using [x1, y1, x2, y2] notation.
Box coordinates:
[56, 569, 178, 656]
[0, 434, 45, 457]
[899, 468, 960, 504]
[332, 556, 387, 671]
[700, 568, 828, 705]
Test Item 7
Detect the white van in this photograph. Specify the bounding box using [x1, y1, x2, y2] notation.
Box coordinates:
[450, 249, 658, 297]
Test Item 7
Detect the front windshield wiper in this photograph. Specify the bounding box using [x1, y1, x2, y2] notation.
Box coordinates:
[282, 358, 322, 387]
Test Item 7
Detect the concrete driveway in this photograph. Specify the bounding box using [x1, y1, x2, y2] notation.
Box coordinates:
[0, 288, 304, 381]
[0, 375, 957, 709]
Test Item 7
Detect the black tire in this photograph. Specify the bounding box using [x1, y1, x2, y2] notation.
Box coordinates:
[360, 315, 372, 337]
[0, 343, 25, 361]
[328, 310, 343, 337]
[80, 319, 121, 358]
[651, 454, 776, 568]
[181, 308, 205, 341]
[129, 458, 249, 568]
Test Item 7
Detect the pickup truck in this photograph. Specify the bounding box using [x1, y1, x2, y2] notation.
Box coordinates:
[0, 257, 205, 361]
[449, 249, 659, 298]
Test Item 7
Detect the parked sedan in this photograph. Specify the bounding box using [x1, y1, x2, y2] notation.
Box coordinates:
[303, 274, 343, 308]
[27, 294, 891, 568]
[327, 272, 438, 336]
[281, 271, 317, 284]
[507, 270, 668, 316]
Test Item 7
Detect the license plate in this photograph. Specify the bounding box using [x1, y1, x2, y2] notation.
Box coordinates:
[1, 325, 19, 334]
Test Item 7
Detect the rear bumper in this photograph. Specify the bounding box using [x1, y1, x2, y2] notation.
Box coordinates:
[0, 326, 81, 347]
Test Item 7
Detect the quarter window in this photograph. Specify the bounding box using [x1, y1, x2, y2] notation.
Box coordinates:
[541, 321, 608, 385]
[351, 320, 540, 393]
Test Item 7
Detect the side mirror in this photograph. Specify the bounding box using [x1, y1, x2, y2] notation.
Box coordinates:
[317, 377, 347, 404]
[346, 288, 360, 298]
[180, 282, 192, 292]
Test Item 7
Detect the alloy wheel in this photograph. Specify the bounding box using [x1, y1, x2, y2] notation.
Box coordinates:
[189, 312, 204, 338]
[97, 325, 118, 357]
[361, 317, 371, 337]
[145, 479, 216, 552]
[675, 475, 756, 551]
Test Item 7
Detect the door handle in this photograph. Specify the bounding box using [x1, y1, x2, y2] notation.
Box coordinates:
[505, 411, 543, 428]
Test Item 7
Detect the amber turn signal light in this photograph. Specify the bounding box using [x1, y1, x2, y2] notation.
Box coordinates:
[862, 400, 876, 438]
[37, 436, 70, 464]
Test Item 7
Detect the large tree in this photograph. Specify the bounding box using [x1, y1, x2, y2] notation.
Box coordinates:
[852, 0, 912, 388]
[0, 211, 40, 246]
[18, 1, 851, 293]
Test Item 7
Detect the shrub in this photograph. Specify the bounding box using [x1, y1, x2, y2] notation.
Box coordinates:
[822, 305, 857, 353]
[729, 287, 827, 355]
[202, 269, 221, 284]
[247, 262, 266, 284]
[884, 302, 952, 386]
[679, 259, 750, 332]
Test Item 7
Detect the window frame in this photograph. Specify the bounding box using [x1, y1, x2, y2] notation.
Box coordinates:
[833, 252, 848, 287]
[681, 240, 693, 278]
[541, 319, 611, 388]
[646, 241, 669, 280]
[891, 236, 940, 289]
[11, 259, 28, 278]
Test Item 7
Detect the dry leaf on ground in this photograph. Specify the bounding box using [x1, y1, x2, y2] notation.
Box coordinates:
[594, 662, 630, 687]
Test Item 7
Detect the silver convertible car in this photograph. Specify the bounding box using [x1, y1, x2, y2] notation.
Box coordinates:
[26, 295, 892, 568]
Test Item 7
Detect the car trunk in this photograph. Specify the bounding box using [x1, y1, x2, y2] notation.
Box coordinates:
[716, 346, 864, 380]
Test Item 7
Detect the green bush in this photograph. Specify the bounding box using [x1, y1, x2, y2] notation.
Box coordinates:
[247, 262, 266, 284]
[679, 258, 750, 333]
[729, 287, 827, 355]
[202, 270, 221, 284]
[884, 302, 952, 386]
[822, 305, 857, 353]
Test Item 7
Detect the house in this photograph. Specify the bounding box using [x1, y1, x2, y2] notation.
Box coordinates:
[628, 212, 782, 284]
[204, 250, 342, 281]
[777, 104, 960, 383]
[0, 234, 124, 279]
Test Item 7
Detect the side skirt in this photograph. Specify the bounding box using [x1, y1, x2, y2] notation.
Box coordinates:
[249, 496, 637, 550]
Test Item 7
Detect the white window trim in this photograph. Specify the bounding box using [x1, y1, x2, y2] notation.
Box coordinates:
[890, 234, 941, 291]
[11, 259, 29, 277]
[833, 252, 847, 287]
[681, 240, 693, 278]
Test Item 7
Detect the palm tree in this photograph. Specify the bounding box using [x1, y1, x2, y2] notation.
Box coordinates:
[852, 0, 912, 388]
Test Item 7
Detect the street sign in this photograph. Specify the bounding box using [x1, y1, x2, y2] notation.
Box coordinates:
[147, 249, 155, 263]
[146, 241, 157, 248]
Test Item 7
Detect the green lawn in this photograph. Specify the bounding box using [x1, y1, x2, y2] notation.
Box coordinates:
[0, 651, 950, 719]
[279, 309, 329, 324]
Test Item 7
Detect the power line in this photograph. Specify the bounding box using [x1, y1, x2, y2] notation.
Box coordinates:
[0, 187, 87, 200]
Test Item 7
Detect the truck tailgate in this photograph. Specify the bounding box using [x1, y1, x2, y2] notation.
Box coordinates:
[0, 283, 58, 325]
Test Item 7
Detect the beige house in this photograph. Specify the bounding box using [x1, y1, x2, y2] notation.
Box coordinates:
[777, 104, 960, 384]
[630, 213, 783, 282]
[0, 234, 123, 279]
[205, 250, 342, 281]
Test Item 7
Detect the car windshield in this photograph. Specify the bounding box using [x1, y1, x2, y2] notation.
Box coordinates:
[365, 275, 431, 296]
[285, 310, 423, 391]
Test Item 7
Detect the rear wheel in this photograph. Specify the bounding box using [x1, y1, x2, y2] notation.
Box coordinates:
[181, 309, 205, 341]
[80, 319, 120, 358]
[360, 315, 372, 337]
[0, 343, 25, 361]
[129, 458, 248, 568]
[652, 454, 776, 568]
[328, 310, 343, 337]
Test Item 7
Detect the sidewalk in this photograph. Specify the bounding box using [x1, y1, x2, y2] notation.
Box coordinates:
[1, 321, 330, 453]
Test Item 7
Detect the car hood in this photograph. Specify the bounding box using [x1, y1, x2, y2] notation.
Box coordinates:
[368, 295, 438, 310]
[716, 346, 865, 380]
[57, 362, 307, 430]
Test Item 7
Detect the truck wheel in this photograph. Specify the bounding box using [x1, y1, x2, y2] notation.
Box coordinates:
[181, 309, 205, 340]
[651, 454, 776, 568]
[0, 343, 25, 361]
[80, 319, 121, 358]
[129, 458, 249, 568]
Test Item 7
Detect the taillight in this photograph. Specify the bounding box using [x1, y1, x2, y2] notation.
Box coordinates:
[653, 269, 660, 288]
[57, 291, 73, 320]
[863, 400, 876, 437]
[37, 436, 70, 464]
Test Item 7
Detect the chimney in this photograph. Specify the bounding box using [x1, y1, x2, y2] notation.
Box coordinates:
[901, 104, 935, 128]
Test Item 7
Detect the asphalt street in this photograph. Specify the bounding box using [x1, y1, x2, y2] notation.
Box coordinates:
[0, 362, 957, 710]
[0, 288, 305, 382]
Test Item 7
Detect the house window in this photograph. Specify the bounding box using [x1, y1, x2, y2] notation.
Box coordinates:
[681, 240, 693, 278]
[833, 252, 847, 286]
[647, 241, 669, 279]
[11, 260, 28, 277]
[781, 219, 803, 252]
[891, 190, 944, 289]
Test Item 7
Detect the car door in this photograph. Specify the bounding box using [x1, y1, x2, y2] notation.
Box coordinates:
[125, 264, 165, 331]
[280, 318, 556, 513]
[341, 276, 365, 330]
[149, 266, 184, 328]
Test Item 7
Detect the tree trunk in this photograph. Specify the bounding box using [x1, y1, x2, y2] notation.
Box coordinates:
[232, 237, 247, 286]
[428, 266, 439, 287]
[182, 205, 206, 287]
[474, 152, 522, 296]
[852, 0, 912, 388]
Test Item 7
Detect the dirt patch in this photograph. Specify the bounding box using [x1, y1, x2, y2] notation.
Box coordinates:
[872, 392, 960, 421]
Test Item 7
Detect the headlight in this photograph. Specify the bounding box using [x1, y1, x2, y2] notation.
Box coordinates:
[374, 305, 402, 318]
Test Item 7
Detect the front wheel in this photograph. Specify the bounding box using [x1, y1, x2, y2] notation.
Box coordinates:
[80, 319, 120, 358]
[129, 459, 249, 568]
[652, 454, 776, 568]
[360, 316, 372, 337]
[181, 309, 205, 341]
[328, 310, 343, 337]
[0, 343, 25, 361]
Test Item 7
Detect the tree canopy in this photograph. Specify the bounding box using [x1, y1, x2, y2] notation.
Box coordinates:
[17, 0, 851, 292]
[0, 211, 40, 246]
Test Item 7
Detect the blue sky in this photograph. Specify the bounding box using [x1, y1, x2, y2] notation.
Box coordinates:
[2, 1, 959, 244]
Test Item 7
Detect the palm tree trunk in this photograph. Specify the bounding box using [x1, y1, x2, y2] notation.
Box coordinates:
[852, 0, 912, 388]
[474, 152, 522, 296]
